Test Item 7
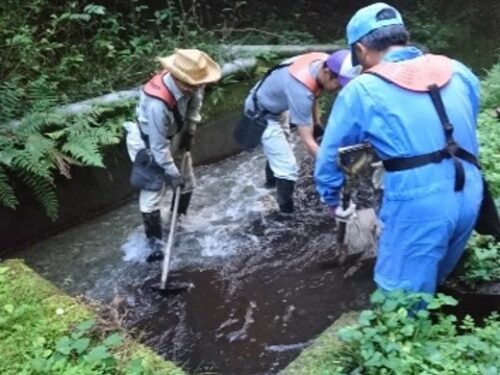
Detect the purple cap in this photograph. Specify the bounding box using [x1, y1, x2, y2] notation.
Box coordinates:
[325, 49, 356, 87]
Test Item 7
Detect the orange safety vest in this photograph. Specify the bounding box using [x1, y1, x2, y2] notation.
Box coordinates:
[365, 54, 453, 92]
[288, 52, 329, 96]
[142, 70, 177, 109]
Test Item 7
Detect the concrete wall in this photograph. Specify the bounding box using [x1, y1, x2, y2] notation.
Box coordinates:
[0, 111, 242, 255]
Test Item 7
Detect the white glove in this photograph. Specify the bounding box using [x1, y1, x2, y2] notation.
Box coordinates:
[371, 161, 385, 190]
[334, 201, 357, 223]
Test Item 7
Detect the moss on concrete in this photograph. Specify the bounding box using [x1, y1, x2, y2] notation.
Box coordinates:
[202, 80, 255, 121]
[280, 312, 359, 375]
[0, 259, 185, 375]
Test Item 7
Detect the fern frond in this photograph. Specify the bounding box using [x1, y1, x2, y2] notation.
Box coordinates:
[62, 135, 104, 167]
[26, 75, 60, 113]
[16, 104, 67, 136]
[11, 134, 55, 179]
[0, 165, 18, 210]
[0, 80, 23, 123]
[50, 149, 73, 178]
[17, 170, 59, 220]
[93, 126, 122, 146]
[0, 144, 20, 168]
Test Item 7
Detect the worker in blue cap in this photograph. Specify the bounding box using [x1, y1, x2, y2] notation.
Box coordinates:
[315, 3, 484, 294]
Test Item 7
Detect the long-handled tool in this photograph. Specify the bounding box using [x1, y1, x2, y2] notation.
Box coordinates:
[336, 143, 378, 264]
[320, 143, 378, 268]
[152, 151, 194, 294]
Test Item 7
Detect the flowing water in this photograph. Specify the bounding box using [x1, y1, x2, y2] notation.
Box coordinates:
[12, 138, 376, 374]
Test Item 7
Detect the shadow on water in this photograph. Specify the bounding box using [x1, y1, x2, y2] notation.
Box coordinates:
[12, 138, 376, 374]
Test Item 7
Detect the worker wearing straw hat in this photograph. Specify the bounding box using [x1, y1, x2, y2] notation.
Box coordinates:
[126, 49, 221, 262]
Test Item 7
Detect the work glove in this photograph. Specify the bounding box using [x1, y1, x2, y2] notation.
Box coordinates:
[164, 164, 184, 190]
[371, 161, 385, 190]
[331, 201, 357, 223]
[165, 172, 185, 190]
[313, 124, 325, 142]
[179, 132, 194, 151]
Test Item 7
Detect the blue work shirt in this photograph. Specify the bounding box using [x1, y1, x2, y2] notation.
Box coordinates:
[315, 47, 480, 207]
[244, 58, 321, 126]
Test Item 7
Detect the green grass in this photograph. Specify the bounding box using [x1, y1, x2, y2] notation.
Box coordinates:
[0, 259, 185, 375]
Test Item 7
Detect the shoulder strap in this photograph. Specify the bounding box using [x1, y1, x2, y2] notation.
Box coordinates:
[143, 71, 177, 109]
[252, 63, 292, 115]
[288, 52, 328, 95]
[382, 83, 479, 192]
[427, 84, 466, 191]
[143, 71, 185, 134]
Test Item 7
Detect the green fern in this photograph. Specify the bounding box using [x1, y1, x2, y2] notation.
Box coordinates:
[62, 135, 104, 167]
[0, 81, 23, 123]
[0, 95, 128, 218]
[0, 166, 18, 210]
[26, 75, 60, 113]
[17, 170, 58, 221]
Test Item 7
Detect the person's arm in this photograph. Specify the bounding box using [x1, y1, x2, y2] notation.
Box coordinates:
[297, 125, 319, 156]
[312, 97, 321, 126]
[147, 103, 179, 176]
[314, 85, 367, 208]
[287, 84, 320, 157]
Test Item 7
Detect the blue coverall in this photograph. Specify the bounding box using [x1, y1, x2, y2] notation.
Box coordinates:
[315, 47, 483, 293]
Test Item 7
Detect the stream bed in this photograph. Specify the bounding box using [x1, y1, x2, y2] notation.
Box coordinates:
[12, 141, 376, 374]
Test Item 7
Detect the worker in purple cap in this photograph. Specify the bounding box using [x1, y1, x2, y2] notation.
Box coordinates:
[235, 49, 358, 218]
[315, 3, 488, 294]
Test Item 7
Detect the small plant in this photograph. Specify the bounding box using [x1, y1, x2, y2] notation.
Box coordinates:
[29, 319, 127, 373]
[319, 290, 500, 375]
[460, 234, 500, 284]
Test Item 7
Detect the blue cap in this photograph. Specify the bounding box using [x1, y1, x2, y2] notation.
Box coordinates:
[346, 2, 404, 45]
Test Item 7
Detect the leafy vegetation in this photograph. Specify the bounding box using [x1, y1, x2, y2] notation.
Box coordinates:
[0, 92, 131, 219]
[477, 58, 500, 197]
[0, 260, 185, 375]
[456, 57, 500, 284]
[291, 290, 500, 375]
[460, 234, 500, 285]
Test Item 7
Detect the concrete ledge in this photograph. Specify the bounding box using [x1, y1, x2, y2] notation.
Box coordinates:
[0, 259, 186, 375]
[0, 109, 244, 255]
[280, 312, 359, 375]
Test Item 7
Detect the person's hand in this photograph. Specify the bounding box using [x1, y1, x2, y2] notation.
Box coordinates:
[165, 172, 185, 190]
[179, 132, 194, 151]
[330, 201, 357, 223]
[371, 161, 384, 190]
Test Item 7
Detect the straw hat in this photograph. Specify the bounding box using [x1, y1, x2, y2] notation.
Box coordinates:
[157, 49, 222, 85]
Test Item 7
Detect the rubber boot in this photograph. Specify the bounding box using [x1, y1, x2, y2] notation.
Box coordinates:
[171, 191, 192, 216]
[142, 210, 164, 262]
[276, 178, 294, 215]
[265, 161, 277, 188]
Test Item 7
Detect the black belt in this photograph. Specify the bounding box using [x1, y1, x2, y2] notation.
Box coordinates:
[383, 145, 479, 191]
[381, 84, 480, 192]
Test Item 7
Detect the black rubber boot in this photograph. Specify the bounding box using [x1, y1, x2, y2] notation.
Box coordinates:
[276, 178, 295, 214]
[142, 210, 164, 262]
[171, 191, 193, 216]
[265, 161, 277, 188]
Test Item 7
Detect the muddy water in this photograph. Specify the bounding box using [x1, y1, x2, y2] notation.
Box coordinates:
[13, 138, 376, 374]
